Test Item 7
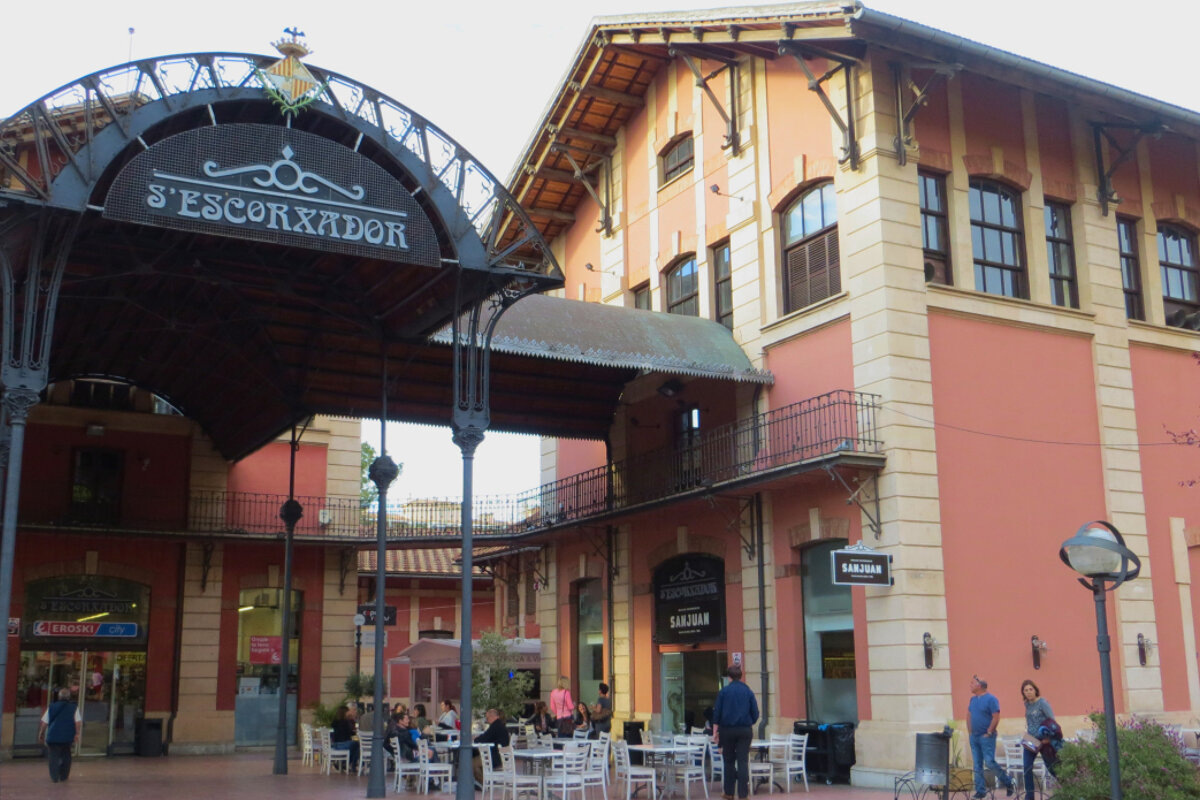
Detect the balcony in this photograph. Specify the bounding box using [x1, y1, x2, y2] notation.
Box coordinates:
[18, 390, 882, 543]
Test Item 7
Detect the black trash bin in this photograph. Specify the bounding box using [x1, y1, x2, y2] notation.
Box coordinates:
[794, 720, 855, 784]
[135, 717, 164, 757]
[623, 720, 645, 764]
[914, 730, 951, 786]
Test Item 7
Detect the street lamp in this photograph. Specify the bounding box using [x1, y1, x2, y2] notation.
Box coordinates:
[1059, 520, 1141, 800]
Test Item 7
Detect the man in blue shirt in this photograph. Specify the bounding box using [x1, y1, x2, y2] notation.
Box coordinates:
[967, 675, 1014, 799]
[712, 664, 759, 800]
[38, 688, 82, 783]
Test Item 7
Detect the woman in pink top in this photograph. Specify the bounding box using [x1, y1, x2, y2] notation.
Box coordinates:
[549, 676, 574, 737]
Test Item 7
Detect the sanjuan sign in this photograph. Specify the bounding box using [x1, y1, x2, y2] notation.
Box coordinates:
[653, 554, 725, 644]
[831, 542, 893, 587]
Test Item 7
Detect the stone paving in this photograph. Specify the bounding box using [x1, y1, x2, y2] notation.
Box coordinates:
[0, 752, 900, 800]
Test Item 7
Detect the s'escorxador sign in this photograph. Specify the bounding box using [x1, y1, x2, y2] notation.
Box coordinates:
[653, 554, 725, 644]
[104, 123, 439, 267]
[831, 541, 893, 587]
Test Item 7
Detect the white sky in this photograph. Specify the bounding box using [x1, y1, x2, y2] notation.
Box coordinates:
[4, 1, 1197, 497]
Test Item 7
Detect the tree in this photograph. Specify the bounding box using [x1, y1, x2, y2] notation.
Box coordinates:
[361, 441, 379, 508]
[471, 630, 534, 722]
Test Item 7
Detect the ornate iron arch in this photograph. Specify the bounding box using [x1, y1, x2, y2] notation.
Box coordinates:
[0, 51, 558, 280]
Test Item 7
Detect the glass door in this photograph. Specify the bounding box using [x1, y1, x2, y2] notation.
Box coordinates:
[77, 651, 115, 755]
[110, 652, 146, 754]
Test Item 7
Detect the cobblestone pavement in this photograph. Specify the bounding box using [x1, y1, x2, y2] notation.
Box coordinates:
[0, 752, 901, 800]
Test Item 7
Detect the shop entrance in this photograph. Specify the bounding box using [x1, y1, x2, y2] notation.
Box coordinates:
[801, 540, 858, 722]
[660, 650, 726, 733]
[13, 649, 146, 756]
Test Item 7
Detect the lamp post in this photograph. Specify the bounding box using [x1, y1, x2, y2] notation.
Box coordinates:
[1059, 520, 1141, 800]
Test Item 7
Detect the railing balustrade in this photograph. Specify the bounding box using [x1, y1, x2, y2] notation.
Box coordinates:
[19, 390, 880, 540]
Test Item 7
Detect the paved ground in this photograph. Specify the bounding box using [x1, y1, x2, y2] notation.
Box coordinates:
[0, 752, 901, 800]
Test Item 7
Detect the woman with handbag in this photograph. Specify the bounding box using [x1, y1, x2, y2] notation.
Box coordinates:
[549, 675, 574, 737]
[1019, 679, 1057, 800]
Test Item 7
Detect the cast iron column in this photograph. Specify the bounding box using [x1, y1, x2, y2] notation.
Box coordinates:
[367, 452, 398, 798]
[273, 496, 302, 773]
[0, 387, 39, 747]
[453, 426, 483, 800]
[1093, 577, 1123, 800]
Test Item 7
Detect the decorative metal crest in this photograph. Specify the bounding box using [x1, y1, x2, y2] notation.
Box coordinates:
[259, 28, 326, 115]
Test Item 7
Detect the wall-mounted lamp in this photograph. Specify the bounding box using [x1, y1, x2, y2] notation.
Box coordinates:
[922, 632, 940, 669]
[584, 262, 615, 275]
[709, 184, 748, 202]
[657, 378, 684, 398]
[1031, 634, 1049, 670]
[86, 423, 105, 437]
[1137, 632, 1155, 666]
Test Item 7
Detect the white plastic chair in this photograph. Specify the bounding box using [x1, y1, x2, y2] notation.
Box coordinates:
[748, 744, 773, 794]
[672, 741, 709, 800]
[480, 742, 505, 800]
[770, 733, 808, 792]
[708, 739, 724, 785]
[585, 731, 611, 793]
[300, 723, 315, 767]
[418, 738, 454, 794]
[318, 727, 351, 775]
[543, 741, 588, 800]
[393, 737, 424, 791]
[614, 739, 657, 800]
[359, 732, 396, 776]
[499, 744, 542, 800]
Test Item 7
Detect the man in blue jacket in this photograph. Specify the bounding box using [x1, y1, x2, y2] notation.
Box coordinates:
[39, 688, 82, 783]
[712, 664, 759, 800]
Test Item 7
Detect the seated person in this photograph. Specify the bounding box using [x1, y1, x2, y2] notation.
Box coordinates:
[473, 708, 510, 782]
[530, 701, 553, 736]
[330, 706, 360, 768]
[392, 713, 420, 762]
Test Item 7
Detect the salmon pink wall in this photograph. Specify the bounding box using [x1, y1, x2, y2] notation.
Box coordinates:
[1129, 344, 1200, 711]
[1035, 95, 1075, 198]
[764, 319, 855, 408]
[6, 535, 184, 714]
[961, 73, 1026, 173]
[1148, 135, 1199, 207]
[21, 423, 191, 528]
[557, 439, 606, 482]
[764, 57, 837, 189]
[914, 73, 951, 162]
[217, 544, 325, 710]
[228, 441, 327, 499]
[928, 312, 1116, 716]
[563, 193, 603, 302]
[625, 105, 652, 289]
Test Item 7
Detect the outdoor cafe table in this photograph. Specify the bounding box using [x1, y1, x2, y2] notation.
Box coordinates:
[513, 747, 562, 798]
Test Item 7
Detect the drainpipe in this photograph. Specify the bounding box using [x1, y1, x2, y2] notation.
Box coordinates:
[755, 492, 769, 737]
[166, 540, 187, 752]
[605, 524, 615, 706]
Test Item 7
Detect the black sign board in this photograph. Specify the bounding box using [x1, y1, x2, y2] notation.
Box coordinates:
[653, 554, 725, 644]
[831, 544, 893, 587]
[104, 123, 439, 266]
[357, 604, 397, 627]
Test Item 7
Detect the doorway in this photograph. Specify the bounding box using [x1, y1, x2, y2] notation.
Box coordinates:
[800, 540, 858, 722]
[13, 649, 146, 756]
[659, 650, 726, 733]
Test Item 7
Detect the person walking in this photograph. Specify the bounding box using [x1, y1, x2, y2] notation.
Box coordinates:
[1019, 679, 1057, 800]
[550, 675, 574, 738]
[967, 675, 1015, 799]
[712, 664, 758, 800]
[38, 688, 81, 783]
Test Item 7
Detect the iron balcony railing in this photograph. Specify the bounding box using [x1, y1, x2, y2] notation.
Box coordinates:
[19, 390, 880, 540]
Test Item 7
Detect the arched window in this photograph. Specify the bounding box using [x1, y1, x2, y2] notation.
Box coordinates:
[661, 136, 694, 183]
[1158, 223, 1200, 325]
[665, 257, 699, 316]
[968, 179, 1026, 298]
[782, 183, 839, 313]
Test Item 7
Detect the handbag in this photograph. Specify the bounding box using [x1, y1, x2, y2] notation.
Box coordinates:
[1021, 733, 1042, 752]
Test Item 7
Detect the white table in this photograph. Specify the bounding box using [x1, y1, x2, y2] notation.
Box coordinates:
[629, 743, 688, 797]
[513, 747, 562, 799]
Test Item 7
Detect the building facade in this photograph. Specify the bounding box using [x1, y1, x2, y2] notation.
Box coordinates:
[499, 3, 1200, 784]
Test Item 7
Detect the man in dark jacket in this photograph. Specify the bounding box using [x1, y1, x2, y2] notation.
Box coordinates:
[712, 665, 759, 800]
[473, 707, 511, 781]
[39, 688, 82, 783]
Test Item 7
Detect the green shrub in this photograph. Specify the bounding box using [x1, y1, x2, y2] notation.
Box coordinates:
[1053, 714, 1200, 800]
[308, 699, 341, 728]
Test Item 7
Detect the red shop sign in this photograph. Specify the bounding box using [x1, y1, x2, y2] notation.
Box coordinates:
[249, 635, 282, 665]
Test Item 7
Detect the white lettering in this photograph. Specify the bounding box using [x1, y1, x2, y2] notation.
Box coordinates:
[385, 221, 407, 249]
[342, 214, 364, 241]
[201, 193, 223, 221]
[246, 200, 266, 223]
[146, 184, 167, 209]
[364, 218, 384, 245]
[266, 202, 291, 231]
[292, 207, 318, 235]
[317, 210, 342, 238]
[224, 197, 246, 223]
[177, 189, 202, 218]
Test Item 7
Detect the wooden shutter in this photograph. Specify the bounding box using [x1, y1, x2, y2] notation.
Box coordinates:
[785, 227, 840, 312]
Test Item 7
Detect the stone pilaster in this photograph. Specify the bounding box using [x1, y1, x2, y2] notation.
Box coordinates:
[171, 541, 232, 750]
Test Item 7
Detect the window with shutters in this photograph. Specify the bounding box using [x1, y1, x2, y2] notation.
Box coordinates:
[782, 183, 840, 313]
[1117, 217, 1144, 321]
[712, 241, 733, 329]
[1045, 201, 1078, 308]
